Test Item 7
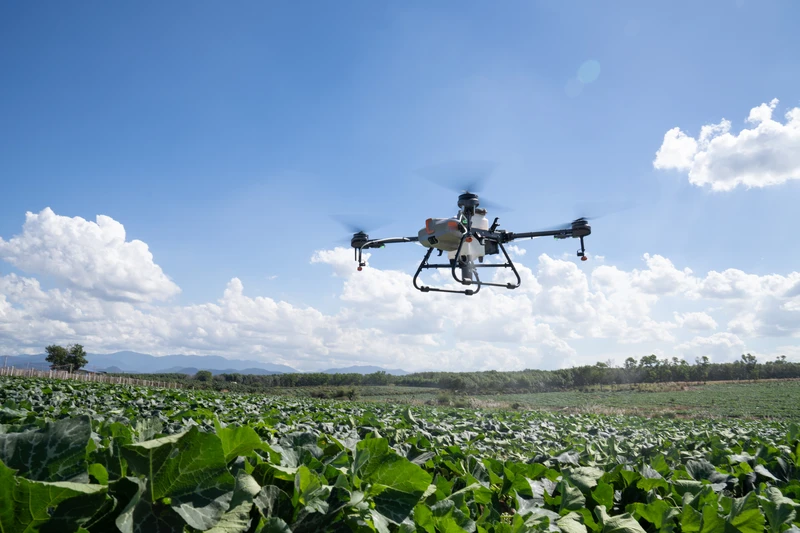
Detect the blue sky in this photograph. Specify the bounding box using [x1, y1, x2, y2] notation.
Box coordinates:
[1, 1, 799, 371]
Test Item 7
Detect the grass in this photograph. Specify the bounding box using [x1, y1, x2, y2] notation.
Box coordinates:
[495, 380, 800, 419]
[262, 380, 800, 419]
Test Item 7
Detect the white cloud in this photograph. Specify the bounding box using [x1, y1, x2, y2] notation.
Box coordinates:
[505, 245, 527, 257]
[653, 127, 697, 171]
[674, 311, 718, 332]
[771, 345, 800, 363]
[631, 253, 698, 295]
[653, 98, 800, 191]
[0, 208, 180, 302]
[3, 209, 800, 371]
[675, 333, 746, 363]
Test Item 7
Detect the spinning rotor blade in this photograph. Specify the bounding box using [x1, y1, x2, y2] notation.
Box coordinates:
[330, 214, 390, 235]
[415, 160, 497, 193]
[531, 199, 638, 232]
[476, 197, 512, 212]
[571, 198, 637, 221]
[415, 160, 511, 212]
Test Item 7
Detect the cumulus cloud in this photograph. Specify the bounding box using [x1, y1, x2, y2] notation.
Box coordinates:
[653, 98, 800, 191]
[3, 209, 800, 370]
[0, 208, 180, 302]
[675, 333, 746, 362]
[674, 311, 718, 332]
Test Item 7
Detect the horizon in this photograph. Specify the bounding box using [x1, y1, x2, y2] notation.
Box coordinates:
[2, 347, 791, 376]
[2, 1, 800, 372]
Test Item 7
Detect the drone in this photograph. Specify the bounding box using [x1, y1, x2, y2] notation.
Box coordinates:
[343, 185, 593, 296]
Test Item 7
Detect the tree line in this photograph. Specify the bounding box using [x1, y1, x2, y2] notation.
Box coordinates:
[114, 353, 800, 394]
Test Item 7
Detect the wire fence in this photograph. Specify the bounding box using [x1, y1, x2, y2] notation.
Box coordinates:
[0, 365, 181, 389]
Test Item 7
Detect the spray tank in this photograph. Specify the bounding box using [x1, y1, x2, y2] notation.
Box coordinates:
[418, 218, 465, 251]
[440, 208, 490, 262]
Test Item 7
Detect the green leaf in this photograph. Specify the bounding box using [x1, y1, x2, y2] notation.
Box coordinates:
[85, 477, 144, 533]
[681, 505, 702, 533]
[122, 426, 236, 530]
[215, 419, 267, 463]
[559, 480, 586, 513]
[0, 461, 107, 533]
[565, 466, 605, 493]
[357, 438, 433, 525]
[254, 485, 294, 523]
[430, 499, 476, 533]
[592, 481, 614, 509]
[371, 509, 392, 533]
[630, 500, 676, 529]
[761, 486, 798, 531]
[557, 512, 588, 533]
[700, 504, 725, 533]
[207, 472, 261, 533]
[258, 517, 293, 533]
[413, 503, 435, 533]
[0, 415, 91, 482]
[87, 463, 109, 485]
[671, 479, 704, 498]
[788, 422, 800, 444]
[726, 492, 766, 533]
[95, 422, 133, 480]
[650, 454, 671, 477]
[753, 464, 778, 481]
[292, 465, 329, 515]
[594, 505, 647, 533]
[522, 508, 561, 531]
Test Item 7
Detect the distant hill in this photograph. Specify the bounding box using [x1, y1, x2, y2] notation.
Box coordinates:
[159, 367, 284, 376]
[1, 351, 298, 375]
[322, 365, 409, 376]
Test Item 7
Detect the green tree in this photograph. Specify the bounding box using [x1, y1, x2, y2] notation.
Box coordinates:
[45, 344, 69, 370]
[694, 356, 711, 381]
[741, 353, 758, 380]
[45, 344, 88, 371]
[67, 344, 88, 371]
[194, 370, 213, 382]
[639, 354, 658, 368]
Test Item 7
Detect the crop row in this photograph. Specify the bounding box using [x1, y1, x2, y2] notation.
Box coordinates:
[1, 377, 799, 532]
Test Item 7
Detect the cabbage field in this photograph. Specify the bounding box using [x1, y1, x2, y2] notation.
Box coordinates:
[1, 376, 799, 533]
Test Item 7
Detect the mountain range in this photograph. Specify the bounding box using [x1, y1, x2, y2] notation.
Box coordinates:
[0, 351, 409, 375]
[322, 365, 409, 376]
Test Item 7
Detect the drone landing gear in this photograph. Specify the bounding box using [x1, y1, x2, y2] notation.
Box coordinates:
[412, 235, 522, 296]
[354, 248, 366, 271]
[577, 236, 588, 261]
[413, 248, 481, 295]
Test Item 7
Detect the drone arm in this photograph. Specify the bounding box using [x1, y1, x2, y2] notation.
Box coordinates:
[504, 227, 591, 260]
[361, 236, 419, 249]
[504, 229, 574, 241]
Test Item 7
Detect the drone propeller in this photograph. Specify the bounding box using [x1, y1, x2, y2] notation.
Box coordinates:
[532, 199, 638, 232]
[416, 160, 496, 193]
[330, 214, 389, 235]
[572, 199, 637, 221]
[415, 160, 511, 212]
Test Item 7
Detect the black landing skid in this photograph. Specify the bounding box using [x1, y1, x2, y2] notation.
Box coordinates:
[412, 233, 521, 296]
